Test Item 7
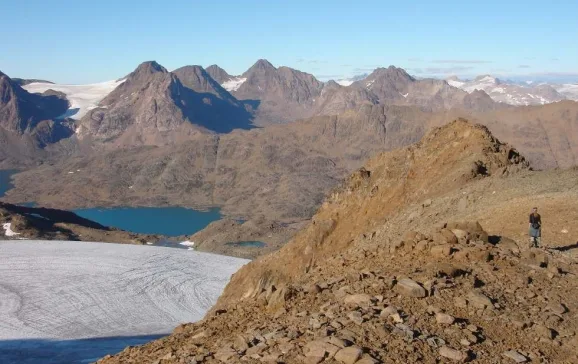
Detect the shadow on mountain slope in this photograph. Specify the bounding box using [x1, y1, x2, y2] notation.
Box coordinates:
[180, 89, 258, 133]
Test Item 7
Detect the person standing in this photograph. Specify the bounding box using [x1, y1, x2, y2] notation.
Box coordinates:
[529, 207, 542, 248]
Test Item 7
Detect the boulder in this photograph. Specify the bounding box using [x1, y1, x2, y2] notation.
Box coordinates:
[348, 311, 364, 325]
[502, 350, 528, 363]
[466, 291, 493, 309]
[343, 293, 372, 307]
[334, 346, 363, 364]
[436, 312, 456, 325]
[451, 229, 469, 241]
[214, 346, 237, 362]
[431, 244, 452, 258]
[439, 346, 469, 362]
[304, 340, 340, 361]
[396, 278, 427, 298]
[433, 229, 458, 245]
[534, 324, 555, 340]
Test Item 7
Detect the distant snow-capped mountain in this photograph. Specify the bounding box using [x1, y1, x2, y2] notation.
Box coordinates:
[555, 83, 578, 100]
[446, 75, 577, 106]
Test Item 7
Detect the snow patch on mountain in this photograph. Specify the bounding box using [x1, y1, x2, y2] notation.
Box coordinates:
[221, 77, 247, 92]
[447, 79, 465, 88]
[336, 79, 354, 86]
[2, 223, 20, 236]
[334, 73, 369, 87]
[555, 83, 578, 100]
[23, 79, 125, 119]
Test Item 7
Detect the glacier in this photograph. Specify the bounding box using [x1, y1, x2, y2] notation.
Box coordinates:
[0, 241, 248, 363]
[22, 79, 125, 120]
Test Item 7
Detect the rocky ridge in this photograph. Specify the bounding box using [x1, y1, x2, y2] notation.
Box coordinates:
[97, 120, 578, 363]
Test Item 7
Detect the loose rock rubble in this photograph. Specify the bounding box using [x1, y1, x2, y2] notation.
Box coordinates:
[98, 221, 578, 364]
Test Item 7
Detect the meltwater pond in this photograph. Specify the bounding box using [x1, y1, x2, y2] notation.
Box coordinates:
[73, 206, 222, 236]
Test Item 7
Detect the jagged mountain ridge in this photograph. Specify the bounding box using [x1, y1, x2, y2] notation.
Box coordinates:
[77, 61, 254, 142]
[447, 75, 574, 105]
[205, 61, 502, 124]
[172, 65, 239, 104]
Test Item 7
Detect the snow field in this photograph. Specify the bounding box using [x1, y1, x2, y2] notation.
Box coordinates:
[23, 79, 125, 119]
[0, 241, 248, 341]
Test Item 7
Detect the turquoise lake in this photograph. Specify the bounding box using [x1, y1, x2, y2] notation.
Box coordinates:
[1, 169, 224, 238]
[74, 206, 222, 237]
[0, 169, 18, 198]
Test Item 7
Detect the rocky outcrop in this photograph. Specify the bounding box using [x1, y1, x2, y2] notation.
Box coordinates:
[216, 119, 529, 305]
[97, 120, 578, 363]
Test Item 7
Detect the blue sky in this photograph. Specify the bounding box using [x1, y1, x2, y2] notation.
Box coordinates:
[1, 0, 577, 84]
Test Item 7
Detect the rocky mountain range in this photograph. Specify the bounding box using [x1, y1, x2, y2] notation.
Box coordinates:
[1, 59, 505, 161]
[447, 75, 578, 106]
[205, 62, 504, 124]
[2, 59, 578, 223]
[97, 120, 578, 364]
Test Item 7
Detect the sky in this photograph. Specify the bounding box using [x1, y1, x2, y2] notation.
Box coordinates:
[1, 0, 577, 84]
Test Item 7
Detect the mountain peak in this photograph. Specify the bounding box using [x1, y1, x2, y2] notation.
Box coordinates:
[130, 61, 168, 77]
[369, 66, 414, 82]
[119, 61, 169, 86]
[173, 65, 237, 103]
[246, 59, 276, 74]
[205, 64, 232, 84]
[474, 74, 498, 83]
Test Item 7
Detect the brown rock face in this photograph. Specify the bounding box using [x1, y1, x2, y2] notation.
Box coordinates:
[231, 59, 325, 124]
[0, 70, 69, 136]
[173, 65, 238, 104]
